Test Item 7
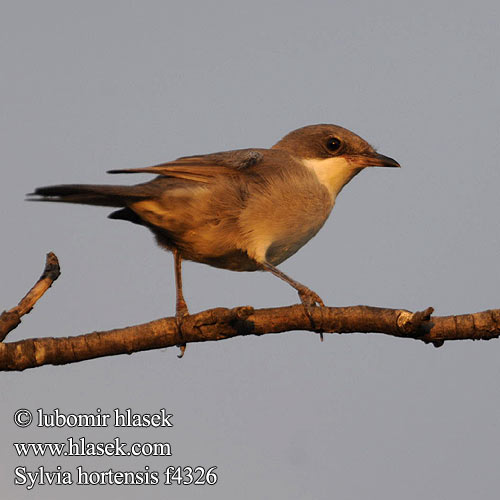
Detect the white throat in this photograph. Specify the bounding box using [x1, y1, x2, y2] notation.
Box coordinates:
[302, 157, 363, 198]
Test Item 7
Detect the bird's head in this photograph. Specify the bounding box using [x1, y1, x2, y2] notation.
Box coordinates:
[272, 124, 400, 197]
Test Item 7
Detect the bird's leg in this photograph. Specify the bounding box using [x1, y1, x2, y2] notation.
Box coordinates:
[262, 262, 325, 340]
[174, 249, 189, 317]
[173, 249, 189, 357]
[262, 262, 324, 306]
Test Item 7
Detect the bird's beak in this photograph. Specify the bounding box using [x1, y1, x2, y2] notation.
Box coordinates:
[348, 153, 401, 168]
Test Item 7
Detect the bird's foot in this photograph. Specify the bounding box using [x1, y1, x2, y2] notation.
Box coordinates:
[298, 288, 325, 308]
[175, 300, 189, 358]
[298, 288, 325, 341]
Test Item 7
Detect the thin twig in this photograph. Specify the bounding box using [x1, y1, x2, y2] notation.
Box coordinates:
[0, 252, 60, 341]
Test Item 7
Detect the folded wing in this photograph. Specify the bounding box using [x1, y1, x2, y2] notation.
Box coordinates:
[107, 149, 265, 183]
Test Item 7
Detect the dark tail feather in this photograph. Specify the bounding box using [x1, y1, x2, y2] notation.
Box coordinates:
[28, 184, 152, 207]
[108, 207, 145, 225]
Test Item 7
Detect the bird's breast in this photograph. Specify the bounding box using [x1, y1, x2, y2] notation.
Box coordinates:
[238, 167, 334, 264]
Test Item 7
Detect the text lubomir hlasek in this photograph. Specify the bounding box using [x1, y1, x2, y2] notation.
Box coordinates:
[36, 408, 173, 428]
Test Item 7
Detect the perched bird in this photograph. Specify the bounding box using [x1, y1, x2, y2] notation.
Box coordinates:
[30, 124, 400, 326]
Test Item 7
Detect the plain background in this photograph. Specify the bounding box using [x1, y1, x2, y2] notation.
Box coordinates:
[1, 1, 500, 498]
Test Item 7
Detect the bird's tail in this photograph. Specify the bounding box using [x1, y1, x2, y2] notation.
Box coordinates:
[28, 184, 153, 207]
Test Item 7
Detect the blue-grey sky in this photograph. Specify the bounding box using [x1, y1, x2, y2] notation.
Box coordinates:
[2, 1, 500, 499]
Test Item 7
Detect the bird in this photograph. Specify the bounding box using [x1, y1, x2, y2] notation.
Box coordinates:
[29, 124, 400, 351]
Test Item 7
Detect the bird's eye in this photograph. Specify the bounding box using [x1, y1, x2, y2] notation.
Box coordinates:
[326, 137, 341, 153]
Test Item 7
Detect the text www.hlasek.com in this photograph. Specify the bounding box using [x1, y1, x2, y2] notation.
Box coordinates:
[14, 437, 172, 457]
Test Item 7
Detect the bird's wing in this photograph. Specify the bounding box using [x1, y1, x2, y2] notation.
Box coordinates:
[108, 149, 266, 184]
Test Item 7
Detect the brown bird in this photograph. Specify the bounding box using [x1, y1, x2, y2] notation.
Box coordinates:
[30, 124, 399, 345]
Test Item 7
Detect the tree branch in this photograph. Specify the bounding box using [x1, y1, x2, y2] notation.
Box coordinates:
[2, 253, 500, 371]
[2, 301, 500, 371]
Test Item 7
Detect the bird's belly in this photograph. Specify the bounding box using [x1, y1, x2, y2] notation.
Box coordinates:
[264, 223, 323, 265]
[153, 226, 261, 271]
[194, 250, 261, 271]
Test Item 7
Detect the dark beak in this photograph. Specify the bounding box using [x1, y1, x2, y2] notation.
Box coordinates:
[350, 153, 401, 168]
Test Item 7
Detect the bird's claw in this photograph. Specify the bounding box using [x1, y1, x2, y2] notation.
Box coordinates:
[176, 298, 189, 318]
[175, 304, 189, 358]
[177, 344, 186, 358]
[298, 288, 325, 308]
[297, 288, 325, 341]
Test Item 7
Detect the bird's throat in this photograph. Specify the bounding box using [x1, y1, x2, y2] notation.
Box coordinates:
[302, 157, 363, 198]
